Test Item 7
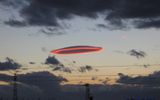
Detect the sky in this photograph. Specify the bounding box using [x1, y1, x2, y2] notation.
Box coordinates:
[0, 0, 160, 99]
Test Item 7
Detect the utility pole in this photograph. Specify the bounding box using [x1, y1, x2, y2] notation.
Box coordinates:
[13, 73, 18, 100]
[84, 84, 93, 100]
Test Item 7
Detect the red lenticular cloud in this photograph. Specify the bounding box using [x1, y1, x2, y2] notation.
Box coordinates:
[51, 46, 103, 55]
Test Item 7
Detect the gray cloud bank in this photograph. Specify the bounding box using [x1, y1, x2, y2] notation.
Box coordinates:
[1, 0, 160, 30]
[117, 71, 160, 87]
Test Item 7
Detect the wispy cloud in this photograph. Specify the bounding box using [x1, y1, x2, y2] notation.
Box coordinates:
[127, 49, 147, 59]
[78, 65, 93, 73]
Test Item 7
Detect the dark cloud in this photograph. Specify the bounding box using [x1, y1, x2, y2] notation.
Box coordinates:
[4, 19, 27, 27]
[85, 65, 93, 71]
[127, 49, 147, 59]
[97, 24, 108, 29]
[0, 0, 27, 8]
[117, 71, 160, 87]
[53, 66, 72, 73]
[9, 0, 113, 29]
[97, 23, 127, 30]
[0, 71, 67, 99]
[0, 57, 21, 70]
[0, 73, 12, 82]
[29, 62, 36, 64]
[45, 56, 61, 65]
[39, 27, 64, 36]
[45, 56, 72, 73]
[135, 19, 160, 29]
[18, 0, 114, 26]
[18, 71, 67, 87]
[106, 0, 160, 19]
[1, 0, 160, 29]
[143, 64, 150, 68]
[79, 65, 93, 73]
[106, 0, 160, 29]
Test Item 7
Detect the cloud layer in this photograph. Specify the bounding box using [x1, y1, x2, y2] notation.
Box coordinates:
[117, 71, 160, 87]
[1, 0, 160, 30]
[127, 49, 147, 59]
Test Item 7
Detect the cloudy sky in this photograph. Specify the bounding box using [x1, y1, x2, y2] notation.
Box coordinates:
[0, 0, 160, 99]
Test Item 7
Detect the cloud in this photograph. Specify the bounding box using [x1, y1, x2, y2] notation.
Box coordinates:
[45, 56, 61, 65]
[0, 57, 21, 70]
[53, 66, 72, 73]
[0, 71, 69, 100]
[1, 0, 160, 29]
[78, 65, 93, 73]
[4, 19, 27, 27]
[0, 71, 68, 99]
[12, 0, 113, 27]
[0, 73, 12, 82]
[45, 56, 72, 73]
[127, 49, 147, 59]
[135, 19, 160, 29]
[39, 27, 65, 36]
[97, 24, 108, 29]
[117, 71, 160, 87]
[0, 0, 27, 8]
[29, 62, 36, 64]
[105, 0, 160, 29]
[18, 71, 67, 87]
